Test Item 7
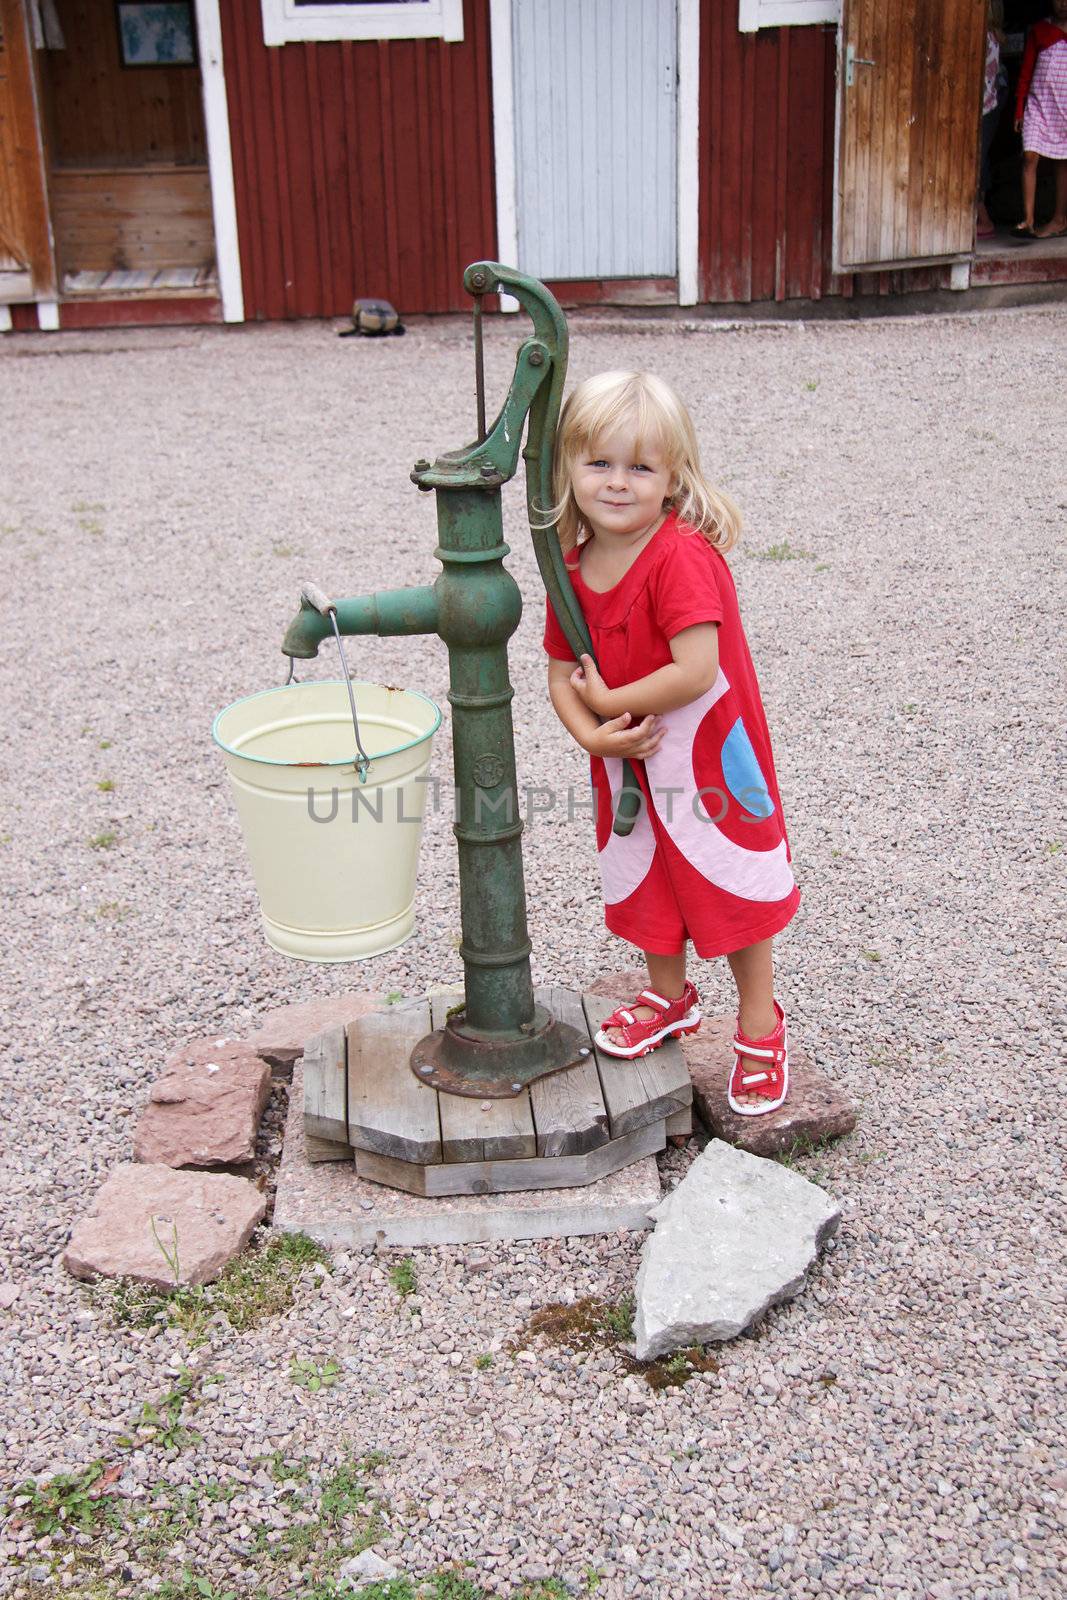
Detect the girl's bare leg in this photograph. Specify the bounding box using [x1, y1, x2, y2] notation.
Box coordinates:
[726, 937, 779, 1107]
[1020, 150, 1039, 229]
[604, 948, 687, 1045]
[1035, 160, 1067, 236]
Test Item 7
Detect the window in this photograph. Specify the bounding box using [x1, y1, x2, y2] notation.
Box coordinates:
[261, 0, 464, 46]
[738, 0, 840, 31]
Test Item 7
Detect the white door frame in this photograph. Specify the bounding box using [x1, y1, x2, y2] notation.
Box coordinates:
[490, 0, 700, 307]
[195, 0, 245, 323]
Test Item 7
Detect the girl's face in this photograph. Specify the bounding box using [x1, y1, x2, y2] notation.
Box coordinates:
[569, 426, 673, 544]
[1054, 0, 1067, 23]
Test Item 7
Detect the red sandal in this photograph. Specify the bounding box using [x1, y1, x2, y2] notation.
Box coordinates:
[728, 1000, 789, 1116]
[594, 982, 702, 1060]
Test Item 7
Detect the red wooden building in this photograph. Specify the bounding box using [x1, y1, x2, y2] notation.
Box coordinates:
[2, 0, 1063, 334]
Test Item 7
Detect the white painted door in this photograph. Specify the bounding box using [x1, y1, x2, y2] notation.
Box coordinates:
[511, 0, 678, 279]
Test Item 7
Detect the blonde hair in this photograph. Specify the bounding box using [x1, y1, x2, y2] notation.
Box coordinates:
[549, 370, 741, 554]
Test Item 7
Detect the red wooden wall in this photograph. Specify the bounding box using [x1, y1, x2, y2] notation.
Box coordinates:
[219, 0, 497, 319]
[698, 8, 838, 304]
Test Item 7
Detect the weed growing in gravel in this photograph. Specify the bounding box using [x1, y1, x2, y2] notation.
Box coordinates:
[119, 1367, 221, 1451]
[94, 1230, 330, 1342]
[290, 1355, 341, 1391]
[862, 949, 882, 962]
[88, 831, 118, 850]
[750, 540, 815, 562]
[389, 1256, 418, 1298]
[385, 990, 405, 1004]
[520, 1296, 718, 1391]
[474, 1352, 493, 1370]
[9, 1461, 124, 1538]
[96, 777, 115, 792]
[98, 739, 112, 749]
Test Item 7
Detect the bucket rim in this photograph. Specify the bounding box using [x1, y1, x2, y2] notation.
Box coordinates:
[211, 679, 443, 769]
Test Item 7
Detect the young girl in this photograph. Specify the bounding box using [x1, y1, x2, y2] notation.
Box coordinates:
[543, 371, 800, 1117]
[1012, 0, 1067, 241]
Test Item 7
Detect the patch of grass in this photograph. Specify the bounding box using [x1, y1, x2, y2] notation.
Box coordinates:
[520, 1296, 717, 1391]
[813, 563, 831, 572]
[428, 1574, 489, 1600]
[385, 990, 405, 1005]
[804, 379, 819, 391]
[94, 1230, 330, 1343]
[96, 777, 114, 792]
[474, 1352, 493, 1370]
[290, 1356, 341, 1391]
[98, 739, 112, 750]
[861, 949, 882, 963]
[88, 831, 117, 850]
[523, 1296, 634, 1352]
[92, 900, 129, 921]
[388, 1256, 417, 1298]
[639, 1347, 719, 1392]
[750, 540, 815, 562]
[1045, 841, 1063, 856]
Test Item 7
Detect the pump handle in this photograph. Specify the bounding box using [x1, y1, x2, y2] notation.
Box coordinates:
[299, 581, 335, 617]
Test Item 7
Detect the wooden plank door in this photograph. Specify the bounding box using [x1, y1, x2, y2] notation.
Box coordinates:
[512, 0, 677, 279]
[0, 0, 55, 301]
[834, 0, 986, 272]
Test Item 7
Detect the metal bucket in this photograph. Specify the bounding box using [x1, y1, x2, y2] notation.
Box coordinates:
[212, 680, 442, 961]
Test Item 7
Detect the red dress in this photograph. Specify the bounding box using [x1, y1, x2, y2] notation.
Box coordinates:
[543, 513, 800, 958]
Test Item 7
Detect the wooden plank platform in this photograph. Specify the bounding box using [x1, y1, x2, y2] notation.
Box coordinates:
[354, 1119, 667, 1198]
[302, 1024, 348, 1145]
[303, 987, 693, 1198]
[347, 1000, 442, 1165]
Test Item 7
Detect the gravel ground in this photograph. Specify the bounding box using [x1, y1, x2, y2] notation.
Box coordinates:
[0, 304, 1064, 1599]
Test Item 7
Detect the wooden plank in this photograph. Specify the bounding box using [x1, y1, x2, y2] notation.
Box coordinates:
[355, 1118, 666, 1199]
[302, 1024, 348, 1145]
[529, 985, 608, 1157]
[430, 991, 536, 1163]
[665, 1105, 693, 1141]
[581, 993, 692, 1141]
[306, 1133, 352, 1165]
[347, 999, 442, 1165]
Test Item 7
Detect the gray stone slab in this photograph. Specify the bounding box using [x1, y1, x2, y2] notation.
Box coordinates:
[633, 1139, 841, 1360]
[273, 1063, 663, 1249]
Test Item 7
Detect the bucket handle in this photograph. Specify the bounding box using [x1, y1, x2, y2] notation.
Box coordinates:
[286, 583, 372, 783]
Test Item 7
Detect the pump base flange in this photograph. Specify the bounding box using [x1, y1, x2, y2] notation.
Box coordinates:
[409, 1005, 589, 1098]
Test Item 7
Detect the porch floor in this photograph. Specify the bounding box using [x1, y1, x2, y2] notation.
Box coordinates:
[62, 265, 218, 299]
[972, 227, 1067, 287]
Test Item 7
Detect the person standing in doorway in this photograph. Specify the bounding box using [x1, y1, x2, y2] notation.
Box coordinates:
[1012, 0, 1067, 239]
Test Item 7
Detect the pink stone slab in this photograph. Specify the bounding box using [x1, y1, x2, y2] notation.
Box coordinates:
[273, 1064, 663, 1250]
[682, 1014, 858, 1158]
[133, 1040, 271, 1167]
[64, 1164, 266, 1287]
[246, 992, 383, 1072]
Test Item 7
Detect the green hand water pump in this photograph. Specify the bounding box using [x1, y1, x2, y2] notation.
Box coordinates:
[281, 263, 641, 1098]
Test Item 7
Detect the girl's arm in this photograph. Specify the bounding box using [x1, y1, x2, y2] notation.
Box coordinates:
[568, 623, 719, 721]
[547, 658, 666, 761]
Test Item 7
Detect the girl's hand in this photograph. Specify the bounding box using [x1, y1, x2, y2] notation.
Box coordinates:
[1015, 115, 1022, 132]
[585, 711, 664, 761]
[570, 654, 617, 718]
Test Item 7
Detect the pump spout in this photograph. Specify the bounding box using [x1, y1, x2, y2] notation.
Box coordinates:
[282, 583, 439, 658]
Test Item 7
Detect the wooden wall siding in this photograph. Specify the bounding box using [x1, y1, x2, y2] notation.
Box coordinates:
[220, 0, 497, 320]
[41, 0, 205, 166]
[838, 0, 986, 269]
[699, 5, 837, 304]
